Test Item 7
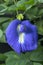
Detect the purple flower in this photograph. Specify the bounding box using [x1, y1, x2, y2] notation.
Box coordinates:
[5, 19, 38, 54]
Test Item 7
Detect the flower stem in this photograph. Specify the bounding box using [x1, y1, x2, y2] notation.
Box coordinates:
[23, 5, 32, 15]
[14, 0, 18, 15]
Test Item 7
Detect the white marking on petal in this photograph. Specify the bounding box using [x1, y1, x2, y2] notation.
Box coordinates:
[17, 24, 21, 31]
[18, 33, 25, 44]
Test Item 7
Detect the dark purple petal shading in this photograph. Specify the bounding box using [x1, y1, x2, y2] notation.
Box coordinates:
[22, 20, 33, 30]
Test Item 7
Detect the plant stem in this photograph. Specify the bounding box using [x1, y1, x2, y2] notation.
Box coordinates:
[14, 0, 18, 15]
[23, 5, 32, 15]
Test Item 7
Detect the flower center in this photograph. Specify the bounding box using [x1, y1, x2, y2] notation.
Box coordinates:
[18, 33, 25, 44]
[17, 24, 21, 31]
[17, 24, 24, 33]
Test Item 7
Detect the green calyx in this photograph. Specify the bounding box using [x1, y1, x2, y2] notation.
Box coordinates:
[16, 14, 24, 20]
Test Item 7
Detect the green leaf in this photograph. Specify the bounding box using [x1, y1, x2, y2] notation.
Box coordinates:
[0, 18, 13, 43]
[0, 4, 8, 13]
[0, 54, 7, 61]
[17, 0, 36, 6]
[16, 0, 37, 10]
[35, 20, 43, 35]
[16, 0, 26, 7]
[6, 57, 33, 65]
[5, 51, 33, 65]
[6, 56, 33, 65]
[8, 4, 25, 12]
[38, 9, 43, 16]
[0, 12, 5, 15]
[38, 0, 43, 3]
[4, 0, 14, 5]
[33, 62, 42, 65]
[5, 45, 43, 65]
[0, 29, 3, 38]
[0, 64, 6, 65]
[6, 58, 29, 65]
[30, 51, 43, 62]
[4, 51, 32, 60]
[25, 7, 38, 20]
[0, 35, 6, 43]
[8, 0, 26, 11]
[8, 0, 37, 12]
[2, 20, 10, 31]
[25, 0, 37, 5]
[0, 17, 10, 23]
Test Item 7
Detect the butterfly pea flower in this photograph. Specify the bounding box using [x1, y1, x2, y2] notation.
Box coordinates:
[5, 19, 38, 54]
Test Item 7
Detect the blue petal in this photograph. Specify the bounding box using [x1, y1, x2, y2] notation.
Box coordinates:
[21, 33, 37, 52]
[17, 24, 24, 33]
[22, 20, 32, 29]
[5, 19, 21, 53]
[25, 33, 37, 51]
[22, 20, 38, 43]
[11, 40, 21, 53]
[32, 25, 38, 43]
[20, 20, 38, 52]
[5, 19, 38, 54]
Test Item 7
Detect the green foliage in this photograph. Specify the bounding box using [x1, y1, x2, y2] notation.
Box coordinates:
[0, 0, 43, 65]
[4, 51, 33, 65]
[4, 45, 43, 65]
[30, 51, 43, 62]
[0, 17, 10, 23]
[0, 54, 7, 61]
[38, 0, 43, 3]
[0, 29, 3, 38]
[0, 4, 7, 12]
[0, 17, 11, 42]
[33, 62, 42, 65]
[0, 64, 6, 65]
[35, 20, 43, 35]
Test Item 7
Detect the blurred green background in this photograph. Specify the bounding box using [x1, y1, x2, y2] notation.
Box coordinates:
[0, 0, 43, 65]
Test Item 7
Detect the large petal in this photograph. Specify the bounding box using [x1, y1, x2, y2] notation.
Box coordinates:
[22, 20, 38, 46]
[32, 25, 38, 43]
[21, 33, 37, 52]
[22, 20, 33, 30]
[19, 20, 38, 52]
[5, 19, 21, 53]
[11, 40, 21, 53]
